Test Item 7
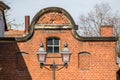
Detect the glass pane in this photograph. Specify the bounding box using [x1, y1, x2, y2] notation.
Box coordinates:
[63, 54, 69, 62]
[39, 54, 45, 62]
[54, 39, 59, 45]
[47, 39, 53, 45]
[54, 47, 59, 53]
[47, 47, 52, 53]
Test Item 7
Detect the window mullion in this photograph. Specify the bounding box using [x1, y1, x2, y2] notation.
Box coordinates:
[58, 40, 60, 51]
[53, 39, 54, 53]
[54, 45, 59, 47]
[47, 45, 53, 47]
[47, 38, 59, 53]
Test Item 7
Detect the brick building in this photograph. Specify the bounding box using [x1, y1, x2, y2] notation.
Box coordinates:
[0, 7, 119, 80]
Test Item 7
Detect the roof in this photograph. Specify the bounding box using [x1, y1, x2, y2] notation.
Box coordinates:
[0, 7, 118, 42]
[4, 29, 25, 37]
[72, 31, 118, 42]
[0, 1, 10, 10]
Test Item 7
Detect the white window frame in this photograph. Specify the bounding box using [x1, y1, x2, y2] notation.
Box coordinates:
[47, 38, 60, 53]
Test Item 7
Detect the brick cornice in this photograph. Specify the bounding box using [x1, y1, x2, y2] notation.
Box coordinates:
[72, 30, 118, 42]
[0, 31, 117, 42]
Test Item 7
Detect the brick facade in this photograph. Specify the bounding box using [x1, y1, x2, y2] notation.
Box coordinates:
[0, 7, 119, 80]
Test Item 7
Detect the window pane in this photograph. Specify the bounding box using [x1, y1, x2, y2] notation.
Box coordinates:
[54, 39, 59, 45]
[47, 47, 52, 53]
[47, 39, 53, 45]
[46, 38, 60, 53]
[54, 47, 59, 53]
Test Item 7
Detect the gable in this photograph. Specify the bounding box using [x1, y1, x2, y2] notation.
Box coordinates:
[1, 7, 117, 42]
[37, 12, 70, 25]
[32, 7, 77, 30]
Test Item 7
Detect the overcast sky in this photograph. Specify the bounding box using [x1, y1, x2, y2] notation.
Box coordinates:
[5, 0, 120, 29]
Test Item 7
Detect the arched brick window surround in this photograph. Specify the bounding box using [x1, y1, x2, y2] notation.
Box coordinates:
[78, 52, 91, 70]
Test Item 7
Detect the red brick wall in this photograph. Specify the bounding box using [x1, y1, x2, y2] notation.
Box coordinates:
[0, 8, 119, 80]
[1, 29, 118, 80]
[100, 25, 113, 37]
[37, 12, 70, 25]
[0, 42, 32, 80]
[78, 52, 91, 70]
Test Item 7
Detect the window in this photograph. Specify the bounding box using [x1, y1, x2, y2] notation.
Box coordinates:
[46, 38, 60, 53]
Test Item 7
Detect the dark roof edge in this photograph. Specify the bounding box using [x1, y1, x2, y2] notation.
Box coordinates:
[80, 37, 118, 42]
[0, 25, 34, 42]
[0, 1, 10, 10]
[0, 7, 117, 42]
[72, 30, 118, 42]
[0, 32, 117, 42]
[0, 37, 16, 42]
[101, 25, 113, 28]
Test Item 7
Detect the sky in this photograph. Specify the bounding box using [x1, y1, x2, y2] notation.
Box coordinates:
[4, 0, 120, 30]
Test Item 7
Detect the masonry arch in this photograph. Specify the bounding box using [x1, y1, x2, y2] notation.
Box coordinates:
[16, 7, 79, 42]
[78, 52, 91, 70]
[31, 7, 76, 28]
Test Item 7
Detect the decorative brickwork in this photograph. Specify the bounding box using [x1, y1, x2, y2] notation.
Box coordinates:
[37, 12, 70, 25]
[78, 52, 91, 70]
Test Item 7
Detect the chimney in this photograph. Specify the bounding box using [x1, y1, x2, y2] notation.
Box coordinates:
[100, 25, 113, 37]
[25, 16, 30, 34]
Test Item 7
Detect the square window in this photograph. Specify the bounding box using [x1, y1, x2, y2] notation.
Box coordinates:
[46, 38, 60, 53]
[47, 47, 52, 53]
[54, 39, 59, 45]
[47, 39, 53, 45]
[54, 47, 59, 53]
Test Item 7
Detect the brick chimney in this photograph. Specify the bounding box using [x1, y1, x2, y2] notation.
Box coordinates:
[100, 25, 113, 37]
[24, 16, 30, 34]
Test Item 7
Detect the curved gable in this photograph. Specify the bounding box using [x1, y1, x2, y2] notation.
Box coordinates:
[14, 7, 117, 42]
[31, 7, 77, 30]
[32, 7, 76, 25]
[15, 7, 78, 42]
[37, 12, 70, 25]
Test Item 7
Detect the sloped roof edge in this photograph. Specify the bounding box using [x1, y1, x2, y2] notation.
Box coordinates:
[0, 1, 10, 10]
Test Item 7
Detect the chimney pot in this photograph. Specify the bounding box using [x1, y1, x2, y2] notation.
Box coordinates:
[25, 16, 30, 34]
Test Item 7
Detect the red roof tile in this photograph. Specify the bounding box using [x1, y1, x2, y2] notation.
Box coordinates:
[4, 29, 25, 37]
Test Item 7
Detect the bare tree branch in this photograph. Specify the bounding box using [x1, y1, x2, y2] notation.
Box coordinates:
[78, 2, 120, 53]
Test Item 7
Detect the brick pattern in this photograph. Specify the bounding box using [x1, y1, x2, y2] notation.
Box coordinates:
[0, 10, 119, 80]
[100, 26, 113, 37]
[16, 52, 28, 71]
[0, 29, 118, 80]
[78, 52, 90, 70]
[37, 12, 70, 25]
[4, 29, 25, 37]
